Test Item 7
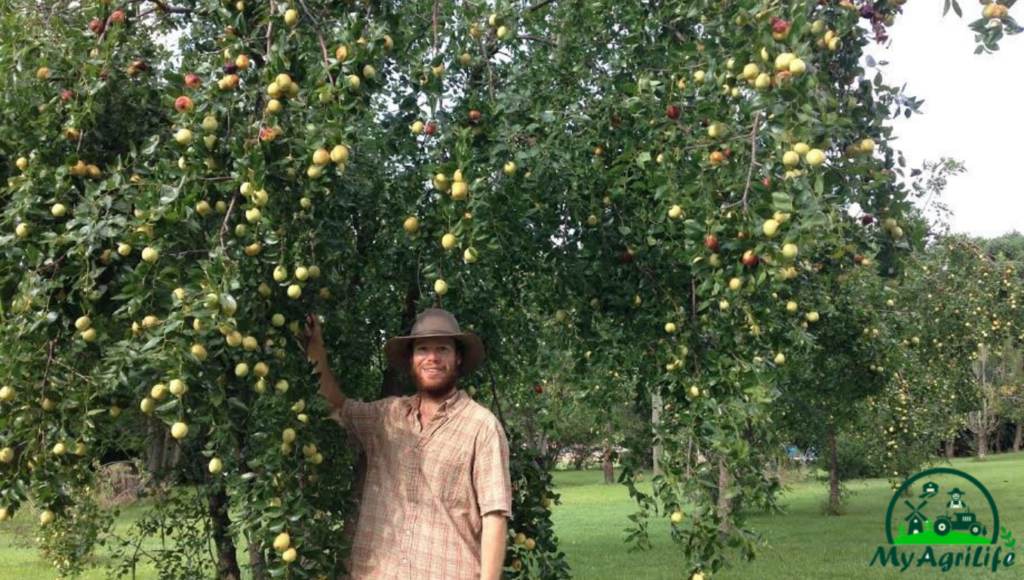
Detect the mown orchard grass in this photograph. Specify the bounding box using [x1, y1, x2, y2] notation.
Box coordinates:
[2, 454, 1023, 579]
[548, 453, 1024, 580]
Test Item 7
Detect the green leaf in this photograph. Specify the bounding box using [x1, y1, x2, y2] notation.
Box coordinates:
[159, 185, 179, 205]
[227, 397, 249, 413]
[771, 193, 793, 212]
[156, 399, 180, 413]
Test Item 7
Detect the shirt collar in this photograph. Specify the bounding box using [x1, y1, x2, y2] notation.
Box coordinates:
[406, 388, 468, 417]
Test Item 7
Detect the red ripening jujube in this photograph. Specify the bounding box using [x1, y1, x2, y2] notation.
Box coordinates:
[770, 16, 789, 34]
[468, 110, 482, 122]
[110, 10, 125, 24]
[184, 73, 202, 89]
[174, 96, 194, 112]
[705, 235, 719, 252]
[742, 250, 759, 267]
[425, 123, 437, 135]
[666, 105, 680, 119]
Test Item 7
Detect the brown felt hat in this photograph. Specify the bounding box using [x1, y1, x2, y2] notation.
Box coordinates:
[385, 309, 485, 376]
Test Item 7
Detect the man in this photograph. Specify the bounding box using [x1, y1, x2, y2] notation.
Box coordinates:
[298, 308, 511, 580]
[946, 488, 968, 511]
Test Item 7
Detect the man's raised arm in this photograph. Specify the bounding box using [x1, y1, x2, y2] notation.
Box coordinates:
[298, 313, 346, 411]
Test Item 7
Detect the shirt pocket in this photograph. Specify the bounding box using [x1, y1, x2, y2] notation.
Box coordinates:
[436, 449, 472, 510]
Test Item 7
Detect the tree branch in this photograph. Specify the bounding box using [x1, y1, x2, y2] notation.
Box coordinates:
[476, 35, 496, 103]
[295, 0, 335, 86]
[149, 0, 193, 14]
[741, 111, 763, 213]
[219, 191, 239, 256]
[40, 339, 56, 394]
[519, 34, 555, 47]
[432, 0, 439, 55]
[528, 0, 558, 12]
[267, 0, 276, 56]
[487, 367, 507, 427]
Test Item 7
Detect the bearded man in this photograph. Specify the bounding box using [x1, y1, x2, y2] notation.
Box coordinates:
[299, 308, 511, 580]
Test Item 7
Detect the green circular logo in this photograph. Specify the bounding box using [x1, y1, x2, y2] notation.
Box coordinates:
[885, 468, 999, 546]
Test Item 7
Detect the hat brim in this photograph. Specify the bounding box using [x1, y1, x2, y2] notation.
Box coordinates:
[385, 332, 485, 377]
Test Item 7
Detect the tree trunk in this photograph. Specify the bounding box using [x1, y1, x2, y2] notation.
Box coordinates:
[168, 438, 181, 469]
[235, 429, 268, 580]
[1014, 424, 1022, 453]
[827, 425, 841, 516]
[247, 533, 269, 580]
[651, 390, 663, 478]
[209, 488, 242, 580]
[946, 440, 956, 459]
[995, 425, 1003, 454]
[602, 444, 615, 484]
[717, 457, 730, 533]
[524, 412, 537, 450]
[380, 280, 419, 397]
[145, 418, 166, 477]
[685, 437, 693, 478]
[977, 430, 988, 461]
[342, 281, 420, 570]
[573, 447, 587, 470]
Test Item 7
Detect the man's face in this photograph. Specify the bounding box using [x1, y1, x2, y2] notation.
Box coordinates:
[411, 337, 461, 394]
[952, 493, 960, 501]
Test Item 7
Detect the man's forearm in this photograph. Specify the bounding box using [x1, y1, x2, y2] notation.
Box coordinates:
[480, 513, 507, 580]
[313, 352, 346, 410]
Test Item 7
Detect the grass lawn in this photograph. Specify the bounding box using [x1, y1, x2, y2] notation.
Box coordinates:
[550, 453, 1024, 579]
[2, 453, 1022, 579]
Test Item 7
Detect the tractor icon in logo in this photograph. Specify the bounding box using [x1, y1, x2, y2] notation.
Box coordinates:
[934, 510, 984, 537]
[934, 488, 984, 537]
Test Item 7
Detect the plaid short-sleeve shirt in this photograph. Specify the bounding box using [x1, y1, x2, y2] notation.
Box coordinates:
[332, 388, 512, 580]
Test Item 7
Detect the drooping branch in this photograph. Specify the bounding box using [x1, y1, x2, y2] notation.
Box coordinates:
[528, 0, 558, 12]
[39, 339, 56, 394]
[267, 0, 276, 56]
[295, 0, 336, 86]
[476, 35, 496, 103]
[741, 110, 763, 213]
[137, 0, 198, 21]
[487, 367, 507, 427]
[432, 0, 440, 55]
[219, 191, 240, 255]
[519, 34, 555, 47]
[148, 0, 194, 14]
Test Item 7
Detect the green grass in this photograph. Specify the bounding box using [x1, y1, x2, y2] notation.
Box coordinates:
[3, 454, 1023, 579]
[549, 453, 1024, 579]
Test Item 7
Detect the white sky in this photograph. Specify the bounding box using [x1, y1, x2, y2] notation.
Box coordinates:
[865, 3, 1023, 239]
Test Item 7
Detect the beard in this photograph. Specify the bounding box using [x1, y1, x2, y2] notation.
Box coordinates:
[412, 365, 459, 396]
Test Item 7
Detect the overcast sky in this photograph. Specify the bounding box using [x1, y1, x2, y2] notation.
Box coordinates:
[864, 3, 1023, 240]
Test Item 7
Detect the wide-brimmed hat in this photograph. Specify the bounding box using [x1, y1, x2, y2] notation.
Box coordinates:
[947, 488, 967, 496]
[385, 309, 485, 376]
